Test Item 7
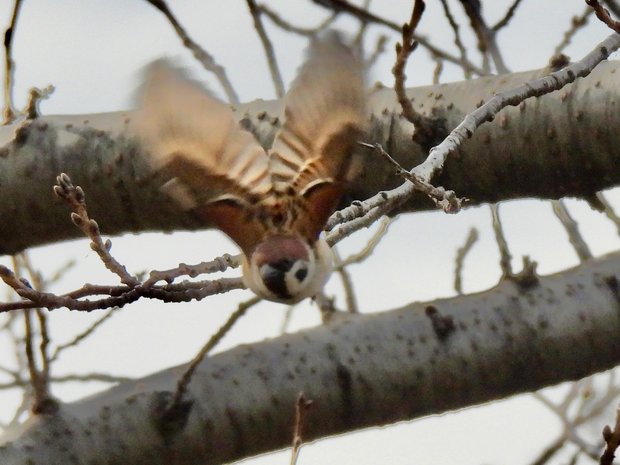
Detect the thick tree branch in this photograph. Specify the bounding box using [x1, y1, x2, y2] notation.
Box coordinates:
[1, 60, 620, 254]
[1, 251, 620, 464]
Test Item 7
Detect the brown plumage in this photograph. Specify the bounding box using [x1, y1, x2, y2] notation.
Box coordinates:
[134, 33, 367, 303]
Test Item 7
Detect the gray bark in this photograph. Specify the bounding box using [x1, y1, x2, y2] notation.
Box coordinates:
[1, 252, 619, 464]
[1, 62, 619, 254]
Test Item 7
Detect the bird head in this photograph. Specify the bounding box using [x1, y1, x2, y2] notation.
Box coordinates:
[242, 234, 333, 304]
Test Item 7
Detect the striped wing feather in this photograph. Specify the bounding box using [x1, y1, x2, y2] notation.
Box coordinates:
[134, 61, 271, 252]
[135, 34, 366, 253]
[135, 60, 271, 207]
[269, 33, 367, 239]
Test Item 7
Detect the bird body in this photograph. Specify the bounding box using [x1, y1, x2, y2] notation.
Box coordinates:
[135, 33, 366, 303]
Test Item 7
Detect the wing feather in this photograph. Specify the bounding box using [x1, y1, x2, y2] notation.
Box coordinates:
[135, 35, 367, 251]
[270, 33, 367, 239]
[134, 60, 272, 206]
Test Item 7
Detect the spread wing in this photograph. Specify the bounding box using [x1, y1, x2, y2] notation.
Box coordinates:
[134, 34, 367, 254]
[133, 61, 271, 253]
[269, 33, 367, 241]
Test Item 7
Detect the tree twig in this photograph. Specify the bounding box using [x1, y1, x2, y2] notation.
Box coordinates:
[311, 0, 487, 75]
[2, 0, 24, 124]
[144, 0, 240, 104]
[458, 0, 509, 73]
[332, 247, 358, 314]
[50, 308, 119, 363]
[290, 393, 313, 465]
[338, 217, 393, 267]
[392, 0, 436, 146]
[439, 0, 471, 78]
[259, 4, 337, 37]
[551, 200, 593, 262]
[53, 173, 139, 287]
[553, 6, 593, 57]
[246, 0, 285, 97]
[325, 34, 620, 247]
[0, 264, 245, 312]
[490, 204, 513, 277]
[493, 0, 525, 31]
[165, 296, 261, 420]
[143, 254, 240, 288]
[360, 142, 465, 213]
[596, 192, 620, 235]
[586, 0, 620, 32]
[454, 227, 479, 294]
[601, 406, 620, 465]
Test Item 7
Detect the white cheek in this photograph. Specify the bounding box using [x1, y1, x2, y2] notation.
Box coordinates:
[241, 255, 272, 299]
[306, 255, 332, 296]
[284, 260, 316, 297]
[287, 239, 334, 299]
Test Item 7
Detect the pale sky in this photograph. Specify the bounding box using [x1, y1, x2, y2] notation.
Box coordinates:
[1, 1, 619, 464]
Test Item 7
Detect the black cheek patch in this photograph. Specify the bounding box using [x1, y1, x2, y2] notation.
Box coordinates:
[261, 264, 291, 300]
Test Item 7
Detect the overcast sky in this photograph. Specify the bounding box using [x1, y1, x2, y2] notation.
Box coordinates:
[1, 1, 620, 464]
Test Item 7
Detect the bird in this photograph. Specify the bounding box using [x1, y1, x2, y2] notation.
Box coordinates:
[134, 33, 367, 304]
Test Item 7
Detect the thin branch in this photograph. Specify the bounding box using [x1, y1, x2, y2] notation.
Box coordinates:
[458, 0, 510, 73]
[431, 56, 444, 84]
[596, 192, 620, 235]
[553, 6, 593, 57]
[165, 296, 261, 417]
[312, 0, 487, 75]
[50, 308, 118, 363]
[34, 306, 49, 388]
[0, 371, 134, 388]
[532, 374, 620, 462]
[16, 255, 51, 387]
[490, 204, 513, 277]
[586, 0, 620, 32]
[259, 4, 337, 37]
[411, 33, 620, 183]
[0, 264, 245, 312]
[290, 393, 313, 465]
[602, 0, 620, 18]
[392, 0, 436, 146]
[143, 254, 240, 288]
[327, 205, 388, 245]
[534, 391, 600, 459]
[279, 304, 297, 334]
[352, 0, 373, 48]
[338, 217, 393, 267]
[551, 200, 593, 262]
[314, 291, 341, 324]
[528, 437, 566, 465]
[332, 248, 358, 314]
[53, 173, 139, 287]
[23, 84, 54, 120]
[601, 406, 620, 465]
[361, 142, 465, 213]
[493, 0, 525, 31]
[2, 0, 24, 124]
[364, 34, 388, 70]
[326, 33, 620, 242]
[10, 254, 55, 415]
[50, 373, 133, 384]
[439, 0, 471, 78]
[246, 0, 285, 98]
[454, 227, 479, 295]
[144, 0, 239, 104]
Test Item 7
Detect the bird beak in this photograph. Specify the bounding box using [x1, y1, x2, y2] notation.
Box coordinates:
[260, 261, 293, 300]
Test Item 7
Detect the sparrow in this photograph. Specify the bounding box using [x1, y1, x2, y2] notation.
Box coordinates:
[134, 33, 367, 303]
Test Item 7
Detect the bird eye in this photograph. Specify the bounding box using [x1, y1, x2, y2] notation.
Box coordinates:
[295, 268, 308, 282]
